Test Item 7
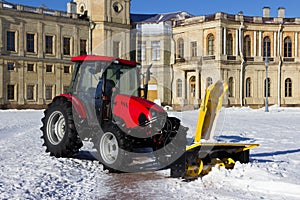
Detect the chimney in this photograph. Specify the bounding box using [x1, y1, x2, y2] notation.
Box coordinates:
[263, 7, 270, 18]
[278, 7, 285, 18]
[67, 1, 77, 14]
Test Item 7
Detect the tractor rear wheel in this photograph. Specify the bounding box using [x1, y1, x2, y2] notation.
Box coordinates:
[41, 98, 83, 157]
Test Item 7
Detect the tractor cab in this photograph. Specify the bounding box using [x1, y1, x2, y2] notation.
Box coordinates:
[68, 55, 165, 132]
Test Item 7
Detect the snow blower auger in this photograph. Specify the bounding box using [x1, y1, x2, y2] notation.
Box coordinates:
[169, 80, 259, 179]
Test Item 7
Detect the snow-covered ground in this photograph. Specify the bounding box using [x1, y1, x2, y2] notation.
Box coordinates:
[1, 106, 300, 199]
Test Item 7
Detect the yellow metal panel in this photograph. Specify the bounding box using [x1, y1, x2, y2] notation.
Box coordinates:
[194, 81, 228, 142]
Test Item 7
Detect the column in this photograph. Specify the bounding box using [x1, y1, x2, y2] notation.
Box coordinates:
[125, 0, 130, 24]
[274, 32, 277, 57]
[223, 27, 227, 55]
[216, 25, 223, 59]
[254, 31, 257, 56]
[37, 22, 44, 58]
[37, 61, 44, 105]
[105, 29, 112, 56]
[235, 29, 239, 56]
[295, 32, 298, 57]
[199, 29, 204, 57]
[258, 31, 262, 57]
[56, 24, 61, 59]
[55, 64, 62, 95]
[183, 71, 187, 100]
[0, 18, 3, 53]
[0, 59, 4, 104]
[73, 26, 78, 56]
[19, 22, 24, 56]
[194, 68, 200, 105]
[18, 60, 25, 105]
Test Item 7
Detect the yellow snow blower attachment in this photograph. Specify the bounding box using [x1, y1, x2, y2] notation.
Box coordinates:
[170, 80, 259, 179]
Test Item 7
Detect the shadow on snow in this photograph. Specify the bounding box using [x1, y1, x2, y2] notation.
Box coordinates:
[251, 148, 300, 163]
[215, 135, 256, 143]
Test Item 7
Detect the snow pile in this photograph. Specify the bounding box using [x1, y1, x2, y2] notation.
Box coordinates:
[1, 107, 300, 199]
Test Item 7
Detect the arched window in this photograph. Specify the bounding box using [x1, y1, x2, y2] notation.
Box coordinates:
[206, 77, 213, 88]
[284, 37, 292, 58]
[263, 36, 271, 58]
[177, 79, 182, 97]
[246, 77, 251, 97]
[226, 34, 233, 55]
[207, 34, 214, 55]
[177, 38, 184, 59]
[264, 78, 271, 97]
[228, 77, 234, 97]
[244, 35, 251, 57]
[285, 78, 292, 97]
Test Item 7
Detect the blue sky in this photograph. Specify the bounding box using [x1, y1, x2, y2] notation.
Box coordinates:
[6, 0, 300, 18]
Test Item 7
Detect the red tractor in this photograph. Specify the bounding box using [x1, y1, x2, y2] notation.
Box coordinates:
[41, 55, 187, 175]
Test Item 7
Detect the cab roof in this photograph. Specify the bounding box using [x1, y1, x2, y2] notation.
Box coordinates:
[71, 55, 138, 67]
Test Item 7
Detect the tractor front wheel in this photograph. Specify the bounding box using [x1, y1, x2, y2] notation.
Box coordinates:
[96, 124, 131, 172]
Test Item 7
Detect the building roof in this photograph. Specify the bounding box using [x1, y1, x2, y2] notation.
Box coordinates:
[130, 14, 157, 23]
[131, 11, 194, 24]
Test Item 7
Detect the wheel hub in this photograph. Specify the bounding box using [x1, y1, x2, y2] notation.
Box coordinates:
[99, 132, 119, 165]
[46, 111, 66, 145]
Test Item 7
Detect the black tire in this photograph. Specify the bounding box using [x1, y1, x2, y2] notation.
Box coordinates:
[41, 98, 83, 157]
[95, 123, 131, 173]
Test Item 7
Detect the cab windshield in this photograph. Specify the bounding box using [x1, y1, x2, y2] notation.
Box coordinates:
[105, 64, 139, 97]
[73, 61, 139, 97]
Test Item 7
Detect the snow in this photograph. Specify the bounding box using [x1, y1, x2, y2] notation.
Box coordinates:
[1, 106, 300, 199]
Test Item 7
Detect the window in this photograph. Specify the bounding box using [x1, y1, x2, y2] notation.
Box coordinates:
[64, 66, 70, 74]
[27, 85, 34, 100]
[284, 37, 292, 58]
[151, 41, 160, 61]
[63, 86, 69, 93]
[263, 36, 271, 58]
[244, 35, 251, 57]
[190, 76, 196, 97]
[246, 77, 251, 97]
[285, 78, 292, 97]
[80, 39, 87, 55]
[191, 41, 197, 57]
[27, 64, 34, 72]
[46, 65, 53, 73]
[228, 77, 234, 97]
[45, 35, 53, 54]
[137, 41, 146, 61]
[7, 62, 14, 71]
[63, 37, 71, 55]
[207, 34, 214, 55]
[177, 79, 182, 97]
[45, 86, 53, 100]
[26, 33, 35, 53]
[177, 38, 184, 58]
[207, 77, 213, 88]
[226, 34, 233, 55]
[113, 41, 120, 57]
[7, 85, 15, 100]
[264, 78, 271, 97]
[7, 31, 15, 52]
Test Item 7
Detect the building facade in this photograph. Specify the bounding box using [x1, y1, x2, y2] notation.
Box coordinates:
[1, 1, 300, 109]
[171, 7, 300, 108]
[0, 0, 131, 108]
[0, 2, 89, 108]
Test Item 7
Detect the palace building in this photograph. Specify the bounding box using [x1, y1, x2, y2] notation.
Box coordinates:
[0, 1, 300, 109]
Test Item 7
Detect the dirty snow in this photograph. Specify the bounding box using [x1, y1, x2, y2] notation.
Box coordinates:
[1, 106, 300, 199]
